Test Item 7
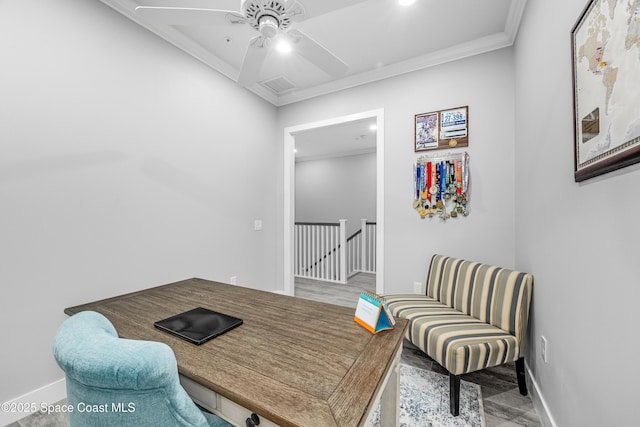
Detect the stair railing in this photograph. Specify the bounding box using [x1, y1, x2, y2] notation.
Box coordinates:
[294, 219, 376, 284]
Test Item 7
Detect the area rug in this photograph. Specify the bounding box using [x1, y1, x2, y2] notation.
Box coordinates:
[366, 364, 486, 427]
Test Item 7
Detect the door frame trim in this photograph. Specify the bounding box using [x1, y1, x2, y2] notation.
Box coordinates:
[283, 109, 385, 296]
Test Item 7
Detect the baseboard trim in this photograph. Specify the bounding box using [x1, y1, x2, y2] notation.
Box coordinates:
[0, 378, 67, 426]
[525, 362, 557, 427]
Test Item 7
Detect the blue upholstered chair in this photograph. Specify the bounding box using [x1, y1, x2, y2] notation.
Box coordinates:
[53, 311, 231, 427]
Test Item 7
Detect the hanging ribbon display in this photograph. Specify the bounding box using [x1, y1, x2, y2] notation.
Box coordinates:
[412, 152, 470, 220]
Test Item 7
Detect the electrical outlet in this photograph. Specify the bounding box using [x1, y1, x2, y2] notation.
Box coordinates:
[413, 281, 422, 294]
[230, 276, 237, 285]
[254, 220, 263, 231]
[541, 336, 548, 363]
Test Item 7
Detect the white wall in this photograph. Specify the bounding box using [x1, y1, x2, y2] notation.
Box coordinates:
[0, 0, 277, 408]
[514, 1, 640, 426]
[295, 152, 376, 235]
[277, 47, 517, 294]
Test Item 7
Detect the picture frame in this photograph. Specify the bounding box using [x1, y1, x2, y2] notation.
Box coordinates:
[415, 112, 439, 151]
[571, 0, 640, 182]
[415, 106, 468, 152]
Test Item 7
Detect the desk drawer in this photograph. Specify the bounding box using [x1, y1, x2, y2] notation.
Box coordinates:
[218, 395, 279, 427]
[179, 375, 218, 412]
[180, 374, 279, 427]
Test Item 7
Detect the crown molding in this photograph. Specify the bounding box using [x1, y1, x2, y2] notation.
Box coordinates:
[504, 0, 527, 44]
[275, 31, 513, 106]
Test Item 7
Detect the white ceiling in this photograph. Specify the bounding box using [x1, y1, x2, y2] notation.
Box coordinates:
[293, 117, 377, 162]
[100, 0, 526, 106]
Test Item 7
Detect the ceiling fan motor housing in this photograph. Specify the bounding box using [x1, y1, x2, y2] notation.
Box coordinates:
[242, 0, 292, 38]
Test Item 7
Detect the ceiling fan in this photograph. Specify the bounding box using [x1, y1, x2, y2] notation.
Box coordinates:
[134, 0, 349, 87]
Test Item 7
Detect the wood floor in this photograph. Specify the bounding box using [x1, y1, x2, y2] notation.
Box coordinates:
[295, 273, 542, 427]
[294, 272, 376, 307]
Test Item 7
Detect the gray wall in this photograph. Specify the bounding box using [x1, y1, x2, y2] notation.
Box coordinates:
[295, 152, 376, 235]
[514, 0, 640, 425]
[0, 0, 278, 407]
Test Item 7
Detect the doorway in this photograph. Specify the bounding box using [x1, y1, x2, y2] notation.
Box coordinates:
[283, 109, 384, 296]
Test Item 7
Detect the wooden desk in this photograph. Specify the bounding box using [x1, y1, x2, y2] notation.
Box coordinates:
[65, 278, 408, 427]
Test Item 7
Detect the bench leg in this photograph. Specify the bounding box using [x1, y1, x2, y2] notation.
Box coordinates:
[515, 357, 528, 396]
[449, 373, 460, 416]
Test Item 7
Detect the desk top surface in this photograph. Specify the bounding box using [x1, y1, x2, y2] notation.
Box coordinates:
[65, 278, 407, 427]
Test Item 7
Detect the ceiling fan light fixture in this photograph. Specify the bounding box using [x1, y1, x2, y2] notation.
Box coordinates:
[258, 14, 279, 38]
[275, 37, 292, 54]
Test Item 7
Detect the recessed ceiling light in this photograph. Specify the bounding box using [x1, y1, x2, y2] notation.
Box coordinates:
[399, 0, 416, 6]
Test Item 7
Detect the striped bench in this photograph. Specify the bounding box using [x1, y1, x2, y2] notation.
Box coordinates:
[384, 254, 533, 416]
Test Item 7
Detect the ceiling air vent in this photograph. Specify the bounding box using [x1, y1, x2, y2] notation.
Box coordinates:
[260, 76, 296, 95]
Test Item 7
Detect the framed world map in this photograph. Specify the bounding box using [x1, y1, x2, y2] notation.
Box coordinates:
[571, 0, 640, 181]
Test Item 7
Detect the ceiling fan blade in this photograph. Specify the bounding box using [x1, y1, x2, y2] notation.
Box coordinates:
[134, 7, 243, 26]
[283, 0, 306, 22]
[136, 0, 240, 10]
[237, 37, 269, 87]
[288, 29, 348, 78]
